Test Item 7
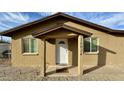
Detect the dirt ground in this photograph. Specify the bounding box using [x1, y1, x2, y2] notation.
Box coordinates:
[0, 65, 124, 81]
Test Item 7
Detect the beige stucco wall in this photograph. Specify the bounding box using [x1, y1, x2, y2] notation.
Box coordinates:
[68, 38, 78, 66]
[64, 21, 124, 66]
[11, 17, 67, 68]
[12, 36, 45, 75]
[45, 29, 78, 66]
[46, 39, 56, 65]
[11, 20, 78, 75]
[45, 38, 78, 66]
[11, 16, 124, 73]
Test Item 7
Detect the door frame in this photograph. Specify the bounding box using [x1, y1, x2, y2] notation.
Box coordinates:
[56, 38, 68, 65]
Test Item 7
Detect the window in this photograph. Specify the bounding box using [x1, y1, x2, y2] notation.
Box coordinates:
[84, 37, 99, 53]
[22, 38, 38, 53]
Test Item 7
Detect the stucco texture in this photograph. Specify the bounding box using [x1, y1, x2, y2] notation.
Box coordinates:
[10, 16, 124, 76]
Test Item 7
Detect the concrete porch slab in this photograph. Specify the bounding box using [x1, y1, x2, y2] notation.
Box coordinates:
[46, 65, 78, 76]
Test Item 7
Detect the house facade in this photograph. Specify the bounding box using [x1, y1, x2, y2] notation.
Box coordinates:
[1, 12, 124, 76]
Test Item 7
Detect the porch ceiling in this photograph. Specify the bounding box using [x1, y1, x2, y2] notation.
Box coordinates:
[32, 24, 92, 38]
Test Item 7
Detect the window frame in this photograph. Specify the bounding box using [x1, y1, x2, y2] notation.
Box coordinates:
[22, 38, 38, 55]
[84, 37, 99, 54]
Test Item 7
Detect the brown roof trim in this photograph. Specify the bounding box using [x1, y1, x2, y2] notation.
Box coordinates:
[112, 30, 124, 33]
[0, 12, 124, 36]
[32, 24, 92, 37]
[0, 13, 61, 36]
[63, 25, 92, 36]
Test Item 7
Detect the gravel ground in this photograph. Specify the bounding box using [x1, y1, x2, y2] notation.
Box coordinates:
[0, 65, 124, 81]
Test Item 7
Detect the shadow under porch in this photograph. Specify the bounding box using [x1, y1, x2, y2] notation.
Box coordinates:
[41, 36, 116, 76]
[45, 37, 79, 76]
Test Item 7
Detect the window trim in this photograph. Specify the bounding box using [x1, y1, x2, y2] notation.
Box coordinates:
[22, 38, 38, 55]
[84, 37, 99, 54]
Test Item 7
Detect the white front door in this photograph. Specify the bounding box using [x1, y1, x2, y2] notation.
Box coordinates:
[56, 39, 68, 65]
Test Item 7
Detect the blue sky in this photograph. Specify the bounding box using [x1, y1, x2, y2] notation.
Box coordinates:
[0, 11, 124, 42]
[0, 12, 124, 33]
[1, 12, 124, 41]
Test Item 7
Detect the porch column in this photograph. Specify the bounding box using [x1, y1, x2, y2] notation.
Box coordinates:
[78, 35, 84, 76]
[41, 39, 46, 77]
[44, 39, 46, 76]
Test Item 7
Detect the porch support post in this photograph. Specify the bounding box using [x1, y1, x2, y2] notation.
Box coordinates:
[44, 39, 46, 76]
[78, 35, 84, 77]
[41, 39, 46, 77]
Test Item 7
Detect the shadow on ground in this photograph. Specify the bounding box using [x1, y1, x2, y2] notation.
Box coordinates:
[83, 46, 116, 74]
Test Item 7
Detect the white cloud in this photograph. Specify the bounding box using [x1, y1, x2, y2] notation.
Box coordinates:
[37, 12, 58, 17]
[50, 12, 57, 14]
[0, 12, 30, 23]
[37, 12, 52, 17]
[1, 12, 124, 32]
[99, 13, 124, 28]
[0, 22, 13, 31]
[0, 12, 30, 32]
[0, 22, 12, 28]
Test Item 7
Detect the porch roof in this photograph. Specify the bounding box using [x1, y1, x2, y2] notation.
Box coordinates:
[32, 24, 92, 37]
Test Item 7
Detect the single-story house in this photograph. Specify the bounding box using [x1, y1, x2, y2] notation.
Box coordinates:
[0, 12, 124, 76]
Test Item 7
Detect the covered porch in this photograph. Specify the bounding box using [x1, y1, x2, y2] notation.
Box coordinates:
[45, 37, 78, 76]
[32, 24, 92, 76]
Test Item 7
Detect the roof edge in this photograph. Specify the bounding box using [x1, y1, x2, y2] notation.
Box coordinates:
[32, 24, 92, 37]
[0, 12, 124, 36]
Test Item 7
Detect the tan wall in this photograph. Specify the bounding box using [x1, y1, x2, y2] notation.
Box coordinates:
[46, 38, 78, 66]
[11, 22, 78, 69]
[68, 38, 78, 66]
[11, 16, 124, 71]
[11, 17, 67, 68]
[12, 38, 45, 76]
[65, 21, 124, 66]
[46, 39, 56, 65]
[45, 29, 78, 66]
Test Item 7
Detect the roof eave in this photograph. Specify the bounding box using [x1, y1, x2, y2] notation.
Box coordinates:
[32, 24, 92, 38]
[0, 12, 124, 36]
